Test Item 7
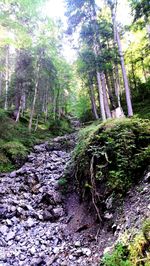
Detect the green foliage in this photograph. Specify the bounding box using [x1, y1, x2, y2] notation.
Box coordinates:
[2, 141, 28, 161]
[58, 177, 68, 187]
[0, 109, 74, 173]
[49, 117, 73, 136]
[75, 93, 94, 122]
[0, 152, 14, 172]
[100, 244, 131, 266]
[73, 117, 150, 207]
[142, 219, 150, 242]
[58, 177, 68, 193]
[101, 219, 150, 266]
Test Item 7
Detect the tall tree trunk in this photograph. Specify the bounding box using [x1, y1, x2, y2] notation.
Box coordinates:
[130, 52, 137, 90]
[105, 70, 116, 109]
[93, 43, 106, 120]
[4, 45, 9, 110]
[34, 115, 39, 132]
[100, 73, 111, 118]
[114, 64, 121, 107]
[89, 76, 99, 120]
[90, 0, 106, 121]
[110, 3, 133, 116]
[15, 101, 22, 123]
[0, 71, 2, 97]
[116, 29, 133, 116]
[96, 71, 106, 121]
[141, 55, 147, 82]
[21, 92, 26, 116]
[28, 64, 40, 132]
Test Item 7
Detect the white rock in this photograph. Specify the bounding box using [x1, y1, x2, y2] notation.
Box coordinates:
[0, 225, 9, 235]
[104, 212, 113, 219]
[30, 246, 36, 255]
[10, 171, 17, 178]
[82, 248, 91, 256]
[53, 247, 60, 254]
[75, 241, 81, 247]
[103, 247, 112, 254]
[69, 254, 75, 261]
[6, 231, 15, 241]
[11, 206, 16, 212]
[6, 219, 13, 226]
[26, 218, 35, 228]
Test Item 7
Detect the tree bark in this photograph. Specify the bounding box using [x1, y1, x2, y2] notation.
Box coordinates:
[28, 64, 40, 132]
[100, 73, 111, 118]
[116, 29, 133, 116]
[96, 71, 106, 121]
[4, 45, 9, 110]
[105, 70, 116, 109]
[110, 2, 133, 116]
[130, 52, 137, 90]
[90, 0, 106, 121]
[0, 71, 2, 97]
[34, 115, 39, 132]
[89, 76, 99, 120]
[114, 64, 121, 107]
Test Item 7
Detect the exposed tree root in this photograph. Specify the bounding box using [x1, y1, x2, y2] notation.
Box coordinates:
[90, 155, 102, 222]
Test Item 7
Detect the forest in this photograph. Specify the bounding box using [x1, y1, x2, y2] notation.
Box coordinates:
[0, 0, 150, 265]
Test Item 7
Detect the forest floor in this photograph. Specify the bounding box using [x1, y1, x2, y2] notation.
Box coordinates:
[0, 129, 149, 266]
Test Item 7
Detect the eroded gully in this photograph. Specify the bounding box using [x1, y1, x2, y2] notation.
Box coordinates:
[0, 131, 110, 266]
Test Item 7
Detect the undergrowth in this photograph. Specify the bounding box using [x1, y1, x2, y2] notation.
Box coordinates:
[100, 219, 150, 266]
[0, 109, 73, 172]
[73, 117, 150, 219]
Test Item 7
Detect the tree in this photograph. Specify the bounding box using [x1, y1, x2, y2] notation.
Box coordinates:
[65, 0, 113, 120]
[107, 0, 133, 116]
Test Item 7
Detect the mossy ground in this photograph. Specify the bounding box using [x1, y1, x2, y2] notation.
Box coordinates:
[0, 109, 73, 173]
[73, 117, 150, 219]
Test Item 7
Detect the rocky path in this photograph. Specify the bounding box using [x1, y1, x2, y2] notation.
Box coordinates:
[1, 131, 149, 266]
[0, 133, 102, 266]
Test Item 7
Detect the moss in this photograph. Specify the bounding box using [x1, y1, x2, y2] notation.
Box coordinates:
[73, 117, 150, 215]
[2, 141, 28, 160]
[0, 109, 74, 173]
[100, 244, 131, 266]
[0, 152, 14, 172]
